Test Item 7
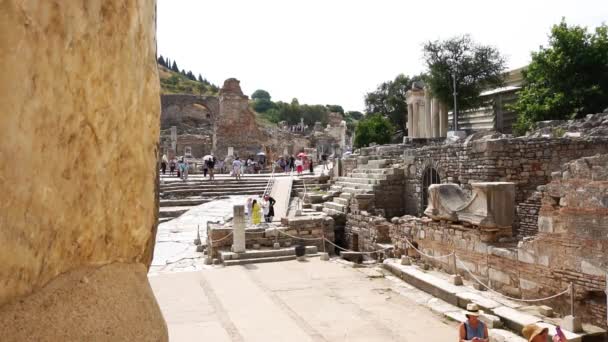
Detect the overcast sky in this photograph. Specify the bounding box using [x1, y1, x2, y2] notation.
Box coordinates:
[157, 0, 607, 112]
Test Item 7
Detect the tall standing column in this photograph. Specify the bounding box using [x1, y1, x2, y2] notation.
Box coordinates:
[424, 91, 432, 138]
[407, 103, 414, 137]
[232, 205, 246, 253]
[431, 98, 440, 137]
[439, 102, 449, 137]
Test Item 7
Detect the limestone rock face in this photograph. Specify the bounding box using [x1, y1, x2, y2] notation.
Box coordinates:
[0, 1, 166, 339]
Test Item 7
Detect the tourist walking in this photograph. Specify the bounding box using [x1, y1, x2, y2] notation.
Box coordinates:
[178, 158, 189, 182]
[261, 194, 276, 223]
[246, 197, 253, 224]
[169, 158, 176, 176]
[521, 324, 555, 342]
[458, 304, 488, 342]
[203, 163, 208, 178]
[232, 157, 242, 181]
[295, 157, 303, 175]
[218, 160, 225, 174]
[289, 155, 295, 172]
[251, 199, 261, 225]
[309, 159, 314, 174]
[206, 154, 216, 181]
[160, 155, 168, 175]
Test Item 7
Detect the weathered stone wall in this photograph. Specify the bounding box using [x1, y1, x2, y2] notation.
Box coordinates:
[208, 216, 334, 257]
[408, 137, 608, 236]
[160, 94, 219, 129]
[0, 1, 167, 340]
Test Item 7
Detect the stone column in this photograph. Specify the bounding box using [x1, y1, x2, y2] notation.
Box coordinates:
[417, 101, 426, 138]
[424, 90, 432, 138]
[232, 205, 246, 253]
[407, 103, 414, 137]
[431, 98, 440, 138]
[0, 1, 167, 340]
[439, 102, 449, 137]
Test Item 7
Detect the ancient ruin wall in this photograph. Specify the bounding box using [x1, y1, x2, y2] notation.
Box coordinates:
[383, 154, 608, 327]
[0, 1, 167, 340]
[397, 137, 608, 236]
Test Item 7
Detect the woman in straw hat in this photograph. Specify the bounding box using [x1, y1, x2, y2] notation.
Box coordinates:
[459, 303, 488, 342]
[522, 323, 565, 342]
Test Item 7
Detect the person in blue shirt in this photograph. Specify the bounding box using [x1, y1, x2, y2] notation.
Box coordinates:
[459, 304, 488, 342]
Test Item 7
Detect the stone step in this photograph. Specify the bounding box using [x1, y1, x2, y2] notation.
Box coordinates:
[330, 185, 344, 192]
[333, 197, 350, 206]
[323, 201, 346, 212]
[158, 217, 174, 224]
[348, 173, 391, 180]
[350, 168, 399, 175]
[158, 207, 189, 218]
[340, 193, 353, 199]
[358, 159, 390, 169]
[336, 177, 382, 185]
[161, 188, 266, 198]
[222, 246, 319, 266]
[322, 207, 346, 217]
[159, 198, 209, 207]
[334, 182, 376, 191]
[342, 187, 372, 195]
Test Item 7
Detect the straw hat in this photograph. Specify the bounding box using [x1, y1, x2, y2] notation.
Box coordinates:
[464, 303, 481, 317]
[521, 324, 548, 342]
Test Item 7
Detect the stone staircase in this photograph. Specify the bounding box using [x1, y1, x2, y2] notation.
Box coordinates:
[322, 159, 400, 216]
[158, 177, 270, 221]
[219, 246, 319, 266]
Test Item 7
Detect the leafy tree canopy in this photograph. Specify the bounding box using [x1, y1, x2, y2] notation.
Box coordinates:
[251, 89, 271, 101]
[345, 111, 364, 121]
[171, 61, 179, 72]
[512, 20, 608, 135]
[354, 114, 395, 148]
[365, 74, 422, 133]
[326, 104, 345, 114]
[423, 35, 506, 111]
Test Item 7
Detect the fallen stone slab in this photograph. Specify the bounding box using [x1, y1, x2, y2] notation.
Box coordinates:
[457, 291, 502, 311]
[383, 259, 466, 306]
[492, 306, 541, 332]
[489, 328, 526, 342]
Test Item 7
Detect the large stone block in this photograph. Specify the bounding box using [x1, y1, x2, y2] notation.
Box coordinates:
[425, 182, 515, 229]
[0, 1, 166, 340]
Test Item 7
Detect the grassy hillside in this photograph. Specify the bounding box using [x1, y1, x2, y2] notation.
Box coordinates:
[159, 64, 219, 95]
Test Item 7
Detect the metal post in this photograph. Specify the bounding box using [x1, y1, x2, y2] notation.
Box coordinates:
[570, 282, 575, 317]
[452, 73, 458, 131]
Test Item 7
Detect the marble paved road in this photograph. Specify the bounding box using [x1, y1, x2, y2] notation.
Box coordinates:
[149, 258, 457, 341]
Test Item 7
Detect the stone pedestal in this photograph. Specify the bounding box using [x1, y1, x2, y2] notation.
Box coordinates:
[401, 256, 411, 265]
[562, 315, 583, 333]
[320, 252, 330, 261]
[232, 205, 246, 253]
[451, 275, 463, 286]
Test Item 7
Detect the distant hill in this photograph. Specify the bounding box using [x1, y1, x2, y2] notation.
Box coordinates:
[158, 64, 219, 96]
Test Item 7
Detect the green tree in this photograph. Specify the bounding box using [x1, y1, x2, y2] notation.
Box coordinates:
[326, 105, 344, 114]
[186, 71, 196, 81]
[197, 74, 203, 83]
[157, 55, 166, 67]
[512, 20, 608, 135]
[251, 89, 271, 101]
[365, 74, 421, 133]
[423, 35, 506, 111]
[354, 114, 395, 148]
[251, 89, 274, 113]
[171, 61, 179, 72]
[345, 111, 364, 120]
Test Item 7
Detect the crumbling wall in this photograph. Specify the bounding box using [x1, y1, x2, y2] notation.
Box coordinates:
[0, 1, 167, 340]
[385, 155, 608, 327]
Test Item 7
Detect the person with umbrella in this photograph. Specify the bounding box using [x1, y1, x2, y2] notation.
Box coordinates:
[295, 155, 304, 175]
[204, 153, 216, 181]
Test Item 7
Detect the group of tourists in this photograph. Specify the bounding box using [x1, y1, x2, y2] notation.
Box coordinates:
[275, 155, 315, 175]
[246, 194, 276, 225]
[160, 155, 190, 181]
[459, 303, 565, 342]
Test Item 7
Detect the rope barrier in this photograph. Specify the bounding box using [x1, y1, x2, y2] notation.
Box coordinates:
[324, 238, 393, 255]
[454, 255, 571, 302]
[277, 229, 324, 241]
[208, 231, 233, 243]
[402, 235, 455, 260]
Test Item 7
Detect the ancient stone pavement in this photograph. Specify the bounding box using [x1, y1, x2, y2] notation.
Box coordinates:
[149, 258, 457, 341]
